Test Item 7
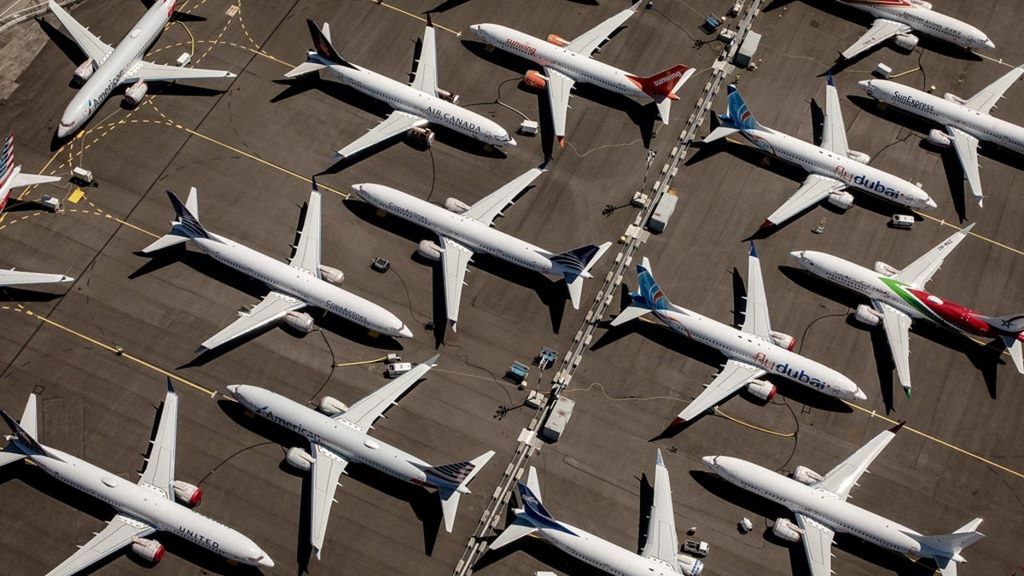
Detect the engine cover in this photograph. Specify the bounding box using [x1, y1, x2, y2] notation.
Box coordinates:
[769, 330, 797, 351]
[854, 304, 881, 326]
[172, 480, 202, 507]
[772, 518, 803, 543]
[444, 197, 471, 214]
[676, 554, 704, 576]
[408, 126, 435, 149]
[909, 0, 932, 9]
[927, 128, 952, 148]
[846, 150, 871, 164]
[943, 92, 966, 105]
[436, 88, 460, 104]
[131, 537, 165, 562]
[791, 465, 824, 485]
[124, 80, 148, 107]
[417, 239, 442, 261]
[319, 395, 349, 416]
[894, 33, 919, 51]
[523, 70, 548, 90]
[874, 261, 900, 276]
[285, 447, 315, 471]
[73, 59, 95, 84]
[318, 265, 345, 285]
[827, 190, 854, 210]
[746, 379, 777, 402]
[283, 311, 315, 333]
[546, 34, 570, 47]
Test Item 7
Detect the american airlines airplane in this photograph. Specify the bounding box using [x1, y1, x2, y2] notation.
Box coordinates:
[226, 356, 494, 558]
[140, 182, 412, 353]
[610, 247, 865, 427]
[352, 169, 611, 331]
[0, 382, 274, 573]
[470, 2, 694, 145]
[704, 423, 985, 576]
[0, 133, 61, 213]
[704, 77, 936, 229]
[489, 451, 704, 576]
[859, 67, 1024, 206]
[830, 0, 994, 61]
[48, 0, 235, 138]
[791, 223, 1023, 396]
[284, 19, 514, 160]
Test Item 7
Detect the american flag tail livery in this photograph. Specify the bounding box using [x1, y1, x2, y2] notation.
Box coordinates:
[421, 450, 494, 533]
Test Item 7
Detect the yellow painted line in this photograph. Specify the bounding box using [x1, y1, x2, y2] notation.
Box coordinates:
[915, 215, 1024, 257]
[333, 355, 388, 367]
[67, 188, 85, 204]
[888, 66, 920, 80]
[714, 406, 796, 437]
[977, 53, 1016, 69]
[370, 0, 461, 36]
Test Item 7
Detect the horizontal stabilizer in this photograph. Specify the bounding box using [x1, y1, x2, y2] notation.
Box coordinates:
[488, 516, 538, 550]
[305, 19, 356, 69]
[558, 241, 612, 309]
[1001, 337, 1023, 374]
[703, 125, 740, 144]
[0, 394, 52, 459]
[284, 61, 326, 78]
[140, 233, 189, 254]
[911, 518, 984, 566]
[610, 305, 651, 327]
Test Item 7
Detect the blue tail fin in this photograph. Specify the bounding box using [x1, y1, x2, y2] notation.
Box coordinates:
[723, 84, 762, 132]
[167, 189, 209, 240]
[633, 257, 671, 311]
[517, 481, 575, 535]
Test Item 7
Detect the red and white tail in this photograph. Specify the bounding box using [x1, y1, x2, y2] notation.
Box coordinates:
[629, 64, 693, 101]
[0, 133, 15, 190]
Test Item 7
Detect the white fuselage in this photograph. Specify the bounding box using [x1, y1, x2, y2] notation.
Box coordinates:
[860, 79, 1024, 156]
[192, 231, 410, 337]
[653, 303, 864, 400]
[837, 0, 993, 50]
[531, 519, 681, 576]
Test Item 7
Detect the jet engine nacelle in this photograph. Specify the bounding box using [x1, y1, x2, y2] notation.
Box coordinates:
[827, 190, 854, 210]
[943, 92, 967, 105]
[894, 33, 919, 51]
[408, 126, 435, 149]
[283, 311, 315, 333]
[772, 518, 803, 543]
[769, 330, 797, 351]
[124, 80, 148, 107]
[131, 537, 166, 563]
[847, 150, 871, 164]
[854, 304, 882, 326]
[927, 128, 952, 148]
[172, 480, 202, 507]
[318, 265, 345, 285]
[523, 70, 548, 90]
[746, 379, 777, 402]
[676, 554, 705, 576]
[791, 465, 824, 485]
[909, 0, 932, 9]
[319, 395, 349, 416]
[547, 34, 570, 47]
[285, 446, 315, 472]
[73, 59, 95, 84]
[874, 261, 900, 276]
[417, 239, 442, 261]
[444, 197, 471, 214]
[436, 88, 460, 105]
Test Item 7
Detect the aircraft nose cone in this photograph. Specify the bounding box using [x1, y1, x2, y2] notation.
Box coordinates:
[789, 250, 803, 261]
[924, 196, 938, 209]
[856, 80, 871, 92]
[853, 388, 868, 401]
[984, 38, 995, 49]
[506, 137, 518, 147]
[398, 325, 413, 338]
[258, 554, 275, 568]
[702, 456, 716, 468]
[350, 184, 368, 201]
[226, 384, 239, 397]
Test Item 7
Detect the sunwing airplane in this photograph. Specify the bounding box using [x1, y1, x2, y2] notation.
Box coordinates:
[859, 67, 1024, 206]
[470, 2, 694, 146]
[140, 182, 412, 353]
[610, 247, 865, 427]
[226, 356, 494, 558]
[0, 133, 61, 213]
[704, 77, 936, 229]
[352, 169, 611, 331]
[284, 19, 515, 160]
[791, 223, 1023, 396]
[0, 382, 274, 574]
[48, 0, 236, 138]
[830, 0, 994, 61]
[489, 451, 704, 576]
[704, 423, 985, 576]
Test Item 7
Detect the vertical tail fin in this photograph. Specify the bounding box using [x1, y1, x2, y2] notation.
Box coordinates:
[306, 19, 354, 69]
[554, 241, 612, 309]
[0, 394, 52, 463]
[140, 188, 211, 254]
[911, 518, 984, 570]
[0, 133, 14, 189]
[428, 450, 495, 533]
[628, 65, 695, 124]
[723, 84, 762, 132]
[609, 256, 672, 326]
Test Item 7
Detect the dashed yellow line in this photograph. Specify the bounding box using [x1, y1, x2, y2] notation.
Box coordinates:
[369, 0, 461, 36]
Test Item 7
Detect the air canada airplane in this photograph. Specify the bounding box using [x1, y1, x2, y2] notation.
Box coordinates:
[0, 133, 61, 213]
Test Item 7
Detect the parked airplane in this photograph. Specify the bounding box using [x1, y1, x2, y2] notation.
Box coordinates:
[610, 246, 865, 427]
[284, 18, 514, 160]
[0, 133, 61, 212]
[226, 356, 494, 558]
[489, 451, 704, 576]
[791, 223, 1023, 396]
[859, 67, 1024, 206]
[140, 182, 412, 353]
[831, 0, 994, 61]
[0, 382, 274, 573]
[352, 169, 611, 331]
[704, 77, 936, 229]
[48, 0, 235, 138]
[704, 423, 985, 576]
[470, 2, 694, 145]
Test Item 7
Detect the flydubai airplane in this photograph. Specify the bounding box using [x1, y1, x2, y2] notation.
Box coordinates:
[48, 0, 235, 138]
[791, 223, 1023, 396]
[227, 356, 494, 558]
[704, 77, 936, 229]
[0, 382, 275, 573]
[488, 451, 704, 576]
[352, 169, 611, 331]
[610, 246, 865, 427]
[0, 133, 61, 213]
[859, 67, 1024, 206]
[284, 18, 515, 160]
[470, 2, 694, 146]
[704, 423, 985, 576]
[140, 182, 412, 353]
[830, 0, 994, 61]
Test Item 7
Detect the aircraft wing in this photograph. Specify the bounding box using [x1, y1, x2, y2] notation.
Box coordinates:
[740, 243, 772, 339]
[946, 127, 984, 205]
[894, 223, 974, 289]
[821, 75, 850, 157]
[566, 1, 641, 57]
[124, 61, 236, 84]
[764, 174, 846, 228]
[965, 65, 1024, 115]
[198, 291, 305, 353]
[9, 172, 61, 188]
[48, 0, 114, 63]
[309, 442, 349, 559]
[794, 513, 835, 576]
[0, 269, 72, 287]
[336, 111, 428, 159]
[440, 236, 474, 329]
[816, 422, 901, 500]
[45, 514, 156, 576]
[138, 382, 177, 499]
[463, 167, 545, 226]
[840, 19, 911, 60]
[676, 360, 766, 423]
[340, 356, 438, 430]
[289, 183, 321, 275]
[874, 301, 914, 393]
[640, 450, 680, 568]
[410, 24, 439, 96]
[545, 67, 575, 139]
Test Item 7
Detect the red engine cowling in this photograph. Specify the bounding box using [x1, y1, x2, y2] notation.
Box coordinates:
[523, 70, 547, 90]
[746, 379, 777, 402]
[131, 537, 165, 563]
[547, 34, 569, 47]
[769, 330, 797, 351]
[927, 128, 952, 148]
[172, 480, 202, 507]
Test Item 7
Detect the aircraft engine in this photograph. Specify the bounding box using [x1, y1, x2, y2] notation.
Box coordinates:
[131, 537, 166, 563]
[444, 197, 471, 214]
[319, 395, 349, 416]
[417, 240, 442, 261]
[772, 518, 803, 543]
[437, 88, 460, 104]
[283, 311, 315, 333]
[318, 265, 345, 285]
[909, 0, 932, 9]
[874, 261, 900, 276]
[943, 92, 967, 105]
[746, 379, 777, 402]
[124, 80, 148, 107]
[927, 128, 952, 148]
[408, 126, 435, 149]
[285, 446, 315, 471]
[547, 34, 570, 47]
[172, 480, 202, 507]
[894, 33, 919, 51]
[769, 330, 797, 351]
[523, 70, 548, 90]
[846, 150, 871, 164]
[73, 59, 95, 84]
[676, 554, 705, 576]
[791, 465, 824, 485]
[854, 304, 882, 326]
[827, 190, 854, 210]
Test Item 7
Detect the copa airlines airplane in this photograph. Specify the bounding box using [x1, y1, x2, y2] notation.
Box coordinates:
[352, 170, 611, 331]
[831, 0, 994, 61]
[284, 19, 514, 160]
[610, 247, 865, 427]
[489, 451, 704, 576]
[470, 1, 694, 146]
[226, 357, 494, 558]
[704, 77, 936, 229]
[704, 423, 985, 576]
[0, 133, 61, 213]
[859, 67, 1024, 206]
[140, 182, 412, 353]
[0, 383, 274, 574]
[48, 0, 235, 138]
[791, 223, 1023, 396]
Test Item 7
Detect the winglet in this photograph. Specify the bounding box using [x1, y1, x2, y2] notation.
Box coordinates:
[889, 420, 906, 434]
[166, 377, 175, 394]
[749, 240, 758, 258]
[310, 176, 319, 192]
[826, 71, 835, 87]
[421, 354, 440, 368]
[655, 448, 665, 467]
[425, 12, 434, 27]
